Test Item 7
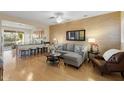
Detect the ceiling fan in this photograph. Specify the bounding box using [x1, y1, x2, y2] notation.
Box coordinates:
[48, 12, 71, 24]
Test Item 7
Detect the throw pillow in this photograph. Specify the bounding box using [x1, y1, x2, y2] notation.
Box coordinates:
[74, 45, 81, 53]
[63, 44, 67, 51]
[57, 44, 63, 50]
[66, 44, 74, 52]
[74, 45, 84, 56]
[103, 49, 121, 61]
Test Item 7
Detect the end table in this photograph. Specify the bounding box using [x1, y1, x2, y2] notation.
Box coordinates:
[88, 51, 100, 62]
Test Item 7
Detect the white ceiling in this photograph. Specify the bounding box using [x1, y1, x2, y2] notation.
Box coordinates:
[0, 11, 113, 26]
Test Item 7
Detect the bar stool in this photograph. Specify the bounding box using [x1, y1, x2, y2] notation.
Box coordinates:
[37, 45, 43, 54]
[20, 49, 30, 57]
[30, 45, 37, 55]
[43, 42, 50, 53]
[20, 46, 30, 57]
[36, 45, 40, 54]
[43, 46, 48, 53]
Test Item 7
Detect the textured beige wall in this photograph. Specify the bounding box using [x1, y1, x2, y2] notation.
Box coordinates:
[49, 12, 121, 54]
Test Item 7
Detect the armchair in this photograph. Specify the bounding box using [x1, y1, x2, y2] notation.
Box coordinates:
[91, 52, 124, 77]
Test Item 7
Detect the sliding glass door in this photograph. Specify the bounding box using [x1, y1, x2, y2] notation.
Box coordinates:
[4, 30, 24, 50]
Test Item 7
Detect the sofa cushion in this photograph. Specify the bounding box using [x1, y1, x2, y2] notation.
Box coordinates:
[58, 50, 76, 55]
[57, 44, 63, 50]
[74, 44, 84, 56]
[63, 44, 67, 51]
[58, 50, 71, 54]
[74, 45, 80, 52]
[63, 53, 83, 67]
[66, 44, 74, 52]
[63, 52, 82, 62]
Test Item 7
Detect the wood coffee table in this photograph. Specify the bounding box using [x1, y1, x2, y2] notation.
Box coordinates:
[45, 53, 61, 64]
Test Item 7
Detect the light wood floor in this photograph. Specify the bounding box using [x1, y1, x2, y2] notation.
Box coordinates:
[3, 50, 124, 81]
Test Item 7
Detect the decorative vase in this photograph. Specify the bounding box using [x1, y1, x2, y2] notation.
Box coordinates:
[51, 49, 55, 54]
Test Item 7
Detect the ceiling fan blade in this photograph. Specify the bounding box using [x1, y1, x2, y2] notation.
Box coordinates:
[48, 16, 56, 19]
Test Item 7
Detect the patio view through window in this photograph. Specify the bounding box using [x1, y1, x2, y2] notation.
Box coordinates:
[4, 30, 24, 50]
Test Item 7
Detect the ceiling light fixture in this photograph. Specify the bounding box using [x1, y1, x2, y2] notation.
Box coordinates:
[55, 12, 63, 23]
[56, 16, 63, 23]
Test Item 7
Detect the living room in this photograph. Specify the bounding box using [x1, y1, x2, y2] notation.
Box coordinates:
[1, 0, 124, 92]
[0, 11, 124, 81]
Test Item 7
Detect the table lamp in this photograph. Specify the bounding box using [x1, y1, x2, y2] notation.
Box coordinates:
[53, 38, 58, 44]
[88, 38, 96, 52]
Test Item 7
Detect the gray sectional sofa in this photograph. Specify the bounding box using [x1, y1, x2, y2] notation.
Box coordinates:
[57, 43, 88, 68]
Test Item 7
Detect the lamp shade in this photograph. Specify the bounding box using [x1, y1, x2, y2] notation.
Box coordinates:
[88, 38, 96, 43]
[53, 38, 57, 41]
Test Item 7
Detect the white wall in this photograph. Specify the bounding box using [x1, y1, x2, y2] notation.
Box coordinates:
[24, 31, 32, 44]
[121, 12, 124, 50]
[1, 20, 36, 44]
[44, 26, 49, 42]
[1, 26, 34, 44]
[0, 28, 4, 56]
